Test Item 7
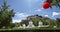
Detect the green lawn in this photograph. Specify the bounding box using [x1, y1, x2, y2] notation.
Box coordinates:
[0, 28, 60, 31]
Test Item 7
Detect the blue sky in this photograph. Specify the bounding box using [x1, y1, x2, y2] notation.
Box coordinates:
[0, 0, 60, 23]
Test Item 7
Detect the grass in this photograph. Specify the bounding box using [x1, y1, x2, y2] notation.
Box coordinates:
[0, 28, 60, 32]
[0, 27, 60, 31]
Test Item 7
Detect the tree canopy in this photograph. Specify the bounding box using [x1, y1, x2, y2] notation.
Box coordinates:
[0, 0, 15, 28]
[46, 0, 60, 8]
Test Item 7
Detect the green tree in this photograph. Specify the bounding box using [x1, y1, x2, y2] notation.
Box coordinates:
[0, 0, 15, 28]
[56, 18, 60, 28]
[46, 0, 60, 8]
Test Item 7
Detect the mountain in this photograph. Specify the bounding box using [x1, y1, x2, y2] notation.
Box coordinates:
[20, 14, 57, 27]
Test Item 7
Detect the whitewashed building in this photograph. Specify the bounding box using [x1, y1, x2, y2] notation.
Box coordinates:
[27, 21, 35, 28]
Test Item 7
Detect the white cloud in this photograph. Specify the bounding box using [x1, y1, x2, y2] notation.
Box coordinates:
[35, 7, 44, 12]
[15, 13, 30, 17]
[12, 19, 21, 23]
[52, 12, 60, 17]
[45, 15, 48, 17]
[12, 13, 30, 23]
[35, 9, 41, 11]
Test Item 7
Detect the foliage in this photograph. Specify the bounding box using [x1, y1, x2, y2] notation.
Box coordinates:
[45, 0, 60, 8]
[56, 18, 60, 28]
[20, 20, 30, 26]
[20, 15, 56, 27]
[0, 0, 15, 28]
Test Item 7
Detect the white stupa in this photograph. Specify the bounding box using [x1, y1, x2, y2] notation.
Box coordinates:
[27, 21, 35, 28]
[38, 21, 43, 27]
[38, 21, 49, 27]
[22, 24, 26, 28]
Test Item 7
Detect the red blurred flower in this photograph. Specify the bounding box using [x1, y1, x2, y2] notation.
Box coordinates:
[42, 2, 51, 9]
